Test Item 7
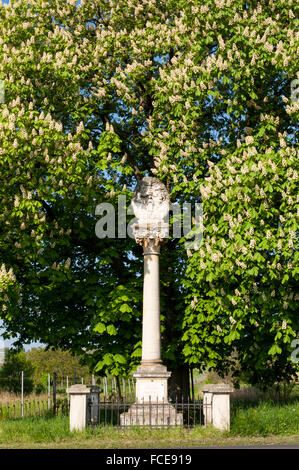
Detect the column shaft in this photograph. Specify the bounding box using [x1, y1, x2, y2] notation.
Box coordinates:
[141, 251, 161, 364]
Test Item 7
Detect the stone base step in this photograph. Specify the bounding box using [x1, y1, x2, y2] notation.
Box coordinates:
[120, 403, 183, 426]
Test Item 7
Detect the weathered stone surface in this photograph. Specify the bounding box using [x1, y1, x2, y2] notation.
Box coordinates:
[134, 363, 170, 377]
[67, 384, 91, 431]
[131, 177, 169, 240]
[201, 383, 234, 394]
[134, 364, 171, 403]
[67, 384, 90, 394]
[201, 383, 234, 431]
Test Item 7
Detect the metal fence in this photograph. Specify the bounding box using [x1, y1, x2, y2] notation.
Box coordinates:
[0, 371, 209, 428]
[0, 393, 210, 429]
[88, 395, 210, 429]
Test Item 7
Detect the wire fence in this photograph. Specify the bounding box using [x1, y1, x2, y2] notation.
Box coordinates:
[0, 372, 136, 395]
[0, 398, 69, 420]
[0, 371, 136, 419]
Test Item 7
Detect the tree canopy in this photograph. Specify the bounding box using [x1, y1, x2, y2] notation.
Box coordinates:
[0, 0, 298, 392]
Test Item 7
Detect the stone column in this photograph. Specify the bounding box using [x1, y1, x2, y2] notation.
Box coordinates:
[120, 177, 182, 425]
[201, 384, 234, 431]
[133, 237, 171, 405]
[141, 238, 161, 365]
[67, 384, 90, 431]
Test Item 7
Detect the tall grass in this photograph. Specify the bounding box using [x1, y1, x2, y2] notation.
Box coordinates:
[230, 400, 299, 436]
[230, 385, 299, 436]
[0, 414, 72, 443]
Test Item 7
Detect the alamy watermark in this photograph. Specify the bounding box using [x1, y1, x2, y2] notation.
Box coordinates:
[290, 79, 299, 103]
[291, 338, 299, 364]
[95, 196, 203, 250]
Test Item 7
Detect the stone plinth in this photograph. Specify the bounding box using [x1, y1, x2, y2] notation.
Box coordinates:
[67, 384, 90, 431]
[134, 363, 170, 403]
[120, 365, 183, 426]
[201, 383, 234, 431]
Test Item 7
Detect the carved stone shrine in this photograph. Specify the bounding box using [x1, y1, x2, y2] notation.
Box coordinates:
[120, 177, 183, 426]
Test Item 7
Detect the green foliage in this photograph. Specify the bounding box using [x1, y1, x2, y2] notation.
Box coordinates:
[34, 373, 48, 395]
[0, 350, 34, 394]
[25, 347, 90, 386]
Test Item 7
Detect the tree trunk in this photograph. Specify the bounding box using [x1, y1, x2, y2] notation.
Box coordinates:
[116, 376, 122, 400]
[190, 367, 195, 400]
[168, 364, 190, 402]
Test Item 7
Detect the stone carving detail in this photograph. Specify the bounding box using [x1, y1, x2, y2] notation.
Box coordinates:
[131, 177, 169, 240]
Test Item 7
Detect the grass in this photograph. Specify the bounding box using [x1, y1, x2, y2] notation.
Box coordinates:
[0, 385, 298, 448]
[0, 399, 68, 421]
[0, 414, 229, 448]
[231, 400, 299, 437]
[1, 414, 298, 449]
[0, 397, 298, 448]
[229, 383, 299, 437]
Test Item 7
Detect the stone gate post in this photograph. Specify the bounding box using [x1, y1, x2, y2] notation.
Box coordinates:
[201, 383, 234, 431]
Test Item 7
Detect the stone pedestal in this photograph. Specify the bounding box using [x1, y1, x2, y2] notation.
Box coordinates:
[201, 384, 234, 431]
[120, 402, 183, 427]
[121, 364, 183, 426]
[67, 384, 90, 432]
[134, 363, 170, 404]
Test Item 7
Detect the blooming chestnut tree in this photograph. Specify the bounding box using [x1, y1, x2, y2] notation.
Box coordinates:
[183, 144, 298, 387]
[0, 0, 298, 392]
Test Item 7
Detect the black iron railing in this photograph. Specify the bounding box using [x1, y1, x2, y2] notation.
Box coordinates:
[89, 395, 211, 429]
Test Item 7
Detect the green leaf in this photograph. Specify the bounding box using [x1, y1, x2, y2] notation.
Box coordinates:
[94, 323, 106, 334]
[268, 344, 282, 356]
[107, 324, 117, 335]
[119, 303, 132, 313]
[114, 354, 126, 364]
